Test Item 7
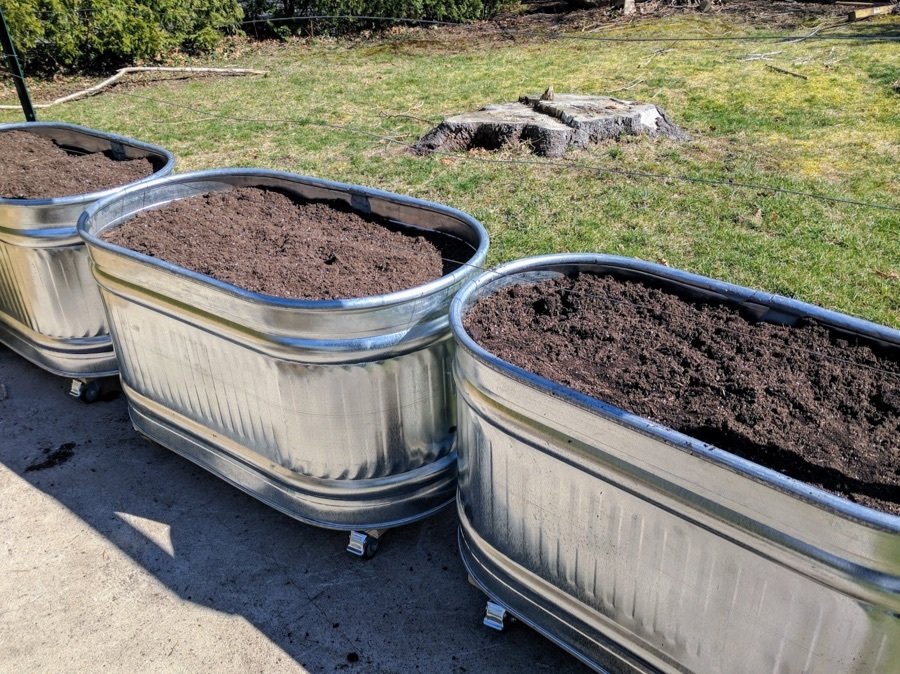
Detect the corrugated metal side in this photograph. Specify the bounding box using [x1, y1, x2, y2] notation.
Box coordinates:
[79, 169, 488, 528]
[457, 390, 898, 673]
[451, 254, 900, 674]
[104, 292, 456, 481]
[0, 123, 174, 377]
[0, 241, 107, 339]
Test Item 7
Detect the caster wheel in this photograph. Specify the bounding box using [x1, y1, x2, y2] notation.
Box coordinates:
[346, 530, 384, 558]
[69, 379, 102, 403]
[80, 380, 102, 403]
[361, 536, 379, 559]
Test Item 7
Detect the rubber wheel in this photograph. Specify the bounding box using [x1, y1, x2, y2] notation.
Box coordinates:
[80, 380, 102, 404]
[363, 537, 379, 559]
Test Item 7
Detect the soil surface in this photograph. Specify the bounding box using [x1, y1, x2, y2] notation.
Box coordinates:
[0, 130, 155, 199]
[464, 272, 900, 515]
[24, 442, 76, 472]
[103, 187, 473, 300]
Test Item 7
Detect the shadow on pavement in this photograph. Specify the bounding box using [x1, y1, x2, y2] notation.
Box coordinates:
[0, 347, 589, 673]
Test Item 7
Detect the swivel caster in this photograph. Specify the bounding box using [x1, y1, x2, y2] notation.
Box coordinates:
[69, 379, 102, 403]
[483, 600, 514, 632]
[68, 376, 120, 403]
[346, 529, 385, 559]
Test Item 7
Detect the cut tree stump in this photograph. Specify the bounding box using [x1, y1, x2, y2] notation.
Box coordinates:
[413, 102, 573, 158]
[414, 94, 687, 158]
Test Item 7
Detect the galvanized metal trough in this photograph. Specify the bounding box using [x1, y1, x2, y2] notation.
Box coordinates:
[0, 122, 174, 398]
[78, 169, 488, 555]
[450, 254, 899, 673]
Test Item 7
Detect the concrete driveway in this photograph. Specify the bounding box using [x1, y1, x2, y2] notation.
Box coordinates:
[0, 347, 589, 673]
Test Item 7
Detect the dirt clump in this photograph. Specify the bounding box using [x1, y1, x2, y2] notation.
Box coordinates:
[25, 442, 77, 472]
[0, 130, 155, 199]
[102, 186, 473, 300]
[464, 272, 900, 515]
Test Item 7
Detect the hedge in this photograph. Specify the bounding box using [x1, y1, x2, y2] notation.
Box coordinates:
[240, 0, 518, 28]
[0, 0, 516, 73]
[0, 0, 244, 72]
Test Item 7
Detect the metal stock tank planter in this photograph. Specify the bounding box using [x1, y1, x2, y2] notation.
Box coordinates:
[78, 169, 488, 556]
[0, 122, 174, 400]
[450, 254, 899, 673]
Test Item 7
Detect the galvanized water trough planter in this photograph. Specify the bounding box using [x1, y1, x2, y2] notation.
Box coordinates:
[450, 254, 899, 673]
[78, 169, 488, 554]
[0, 122, 174, 394]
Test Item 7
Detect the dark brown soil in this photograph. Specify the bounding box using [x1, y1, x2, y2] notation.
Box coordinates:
[0, 130, 155, 199]
[102, 186, 473, 300]
[464, 272, 900, 515]
[25, 442, 76, 472]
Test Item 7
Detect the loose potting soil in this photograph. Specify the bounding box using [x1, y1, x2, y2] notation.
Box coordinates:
[464, 272, 900, 515]
[0, 130, 155, 199]
[102, 187, 473, 300]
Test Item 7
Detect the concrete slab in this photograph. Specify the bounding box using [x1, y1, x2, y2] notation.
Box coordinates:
[0, 347, 590, 673]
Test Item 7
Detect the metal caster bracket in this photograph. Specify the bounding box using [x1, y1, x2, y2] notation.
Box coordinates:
[483, 600, 514, 632]
[346, 529, 385, 558]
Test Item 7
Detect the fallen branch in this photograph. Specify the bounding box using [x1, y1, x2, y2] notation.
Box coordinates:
[608, 78, 646, 93]
[583, 18, 630, 33]
[0, 66, 267, 110]
[740, 50, 783, 61]
[641, 42, 675, 66]
[764, 64, 808, 80]
[781, 22, 838, 45]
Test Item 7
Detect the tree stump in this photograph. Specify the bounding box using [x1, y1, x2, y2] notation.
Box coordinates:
[414, 94, 687, 158]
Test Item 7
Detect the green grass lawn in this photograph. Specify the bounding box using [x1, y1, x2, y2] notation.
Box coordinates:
[3, 12, 898, 325]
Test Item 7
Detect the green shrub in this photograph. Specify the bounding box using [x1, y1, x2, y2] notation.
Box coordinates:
[307, 1, 514, 22]
[240, 0, 517, 29]
[0, 0, 244, 72]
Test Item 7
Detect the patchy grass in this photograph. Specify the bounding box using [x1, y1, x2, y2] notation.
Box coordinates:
[2, 12, 898, 326]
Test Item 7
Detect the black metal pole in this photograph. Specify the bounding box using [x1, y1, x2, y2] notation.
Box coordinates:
[0, 7, 36, 121]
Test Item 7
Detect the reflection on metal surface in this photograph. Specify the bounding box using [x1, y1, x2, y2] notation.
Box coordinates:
[450, 254, 900, 674]
[79, 169, 488, 531]
[0, 122, 174, 378]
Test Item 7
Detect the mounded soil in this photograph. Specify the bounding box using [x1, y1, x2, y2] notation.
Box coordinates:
[0, 130, 155, 199]
[102, 187, 474, 300]
[464, 272, 900, 515]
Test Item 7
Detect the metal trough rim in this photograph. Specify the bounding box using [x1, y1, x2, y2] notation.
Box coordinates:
[0, 122, 176, 208]
[77, 168, 490, 312]
[449, 253, 900, 532]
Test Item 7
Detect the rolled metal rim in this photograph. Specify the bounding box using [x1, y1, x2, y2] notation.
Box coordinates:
[78, 168, 490, 312]
[450, 252, 900, 531]
[0, 122, 176, 207]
